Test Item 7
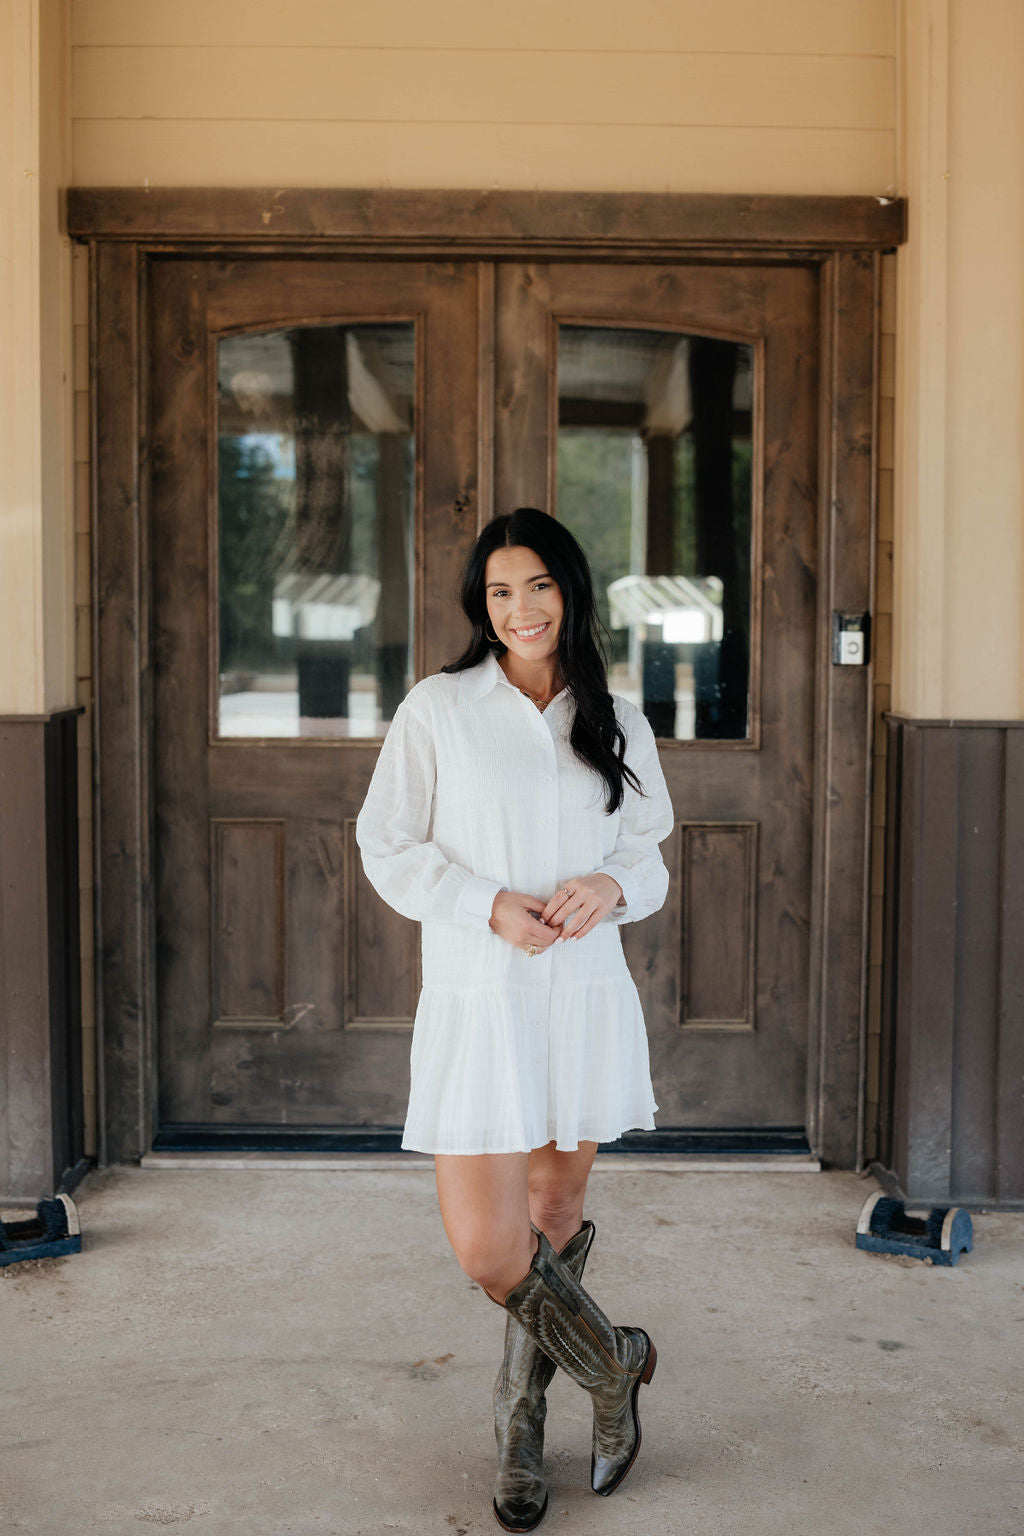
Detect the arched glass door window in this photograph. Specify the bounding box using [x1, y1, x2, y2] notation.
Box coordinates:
[216, 322, 415, 739]
[557, 325, 754, 740]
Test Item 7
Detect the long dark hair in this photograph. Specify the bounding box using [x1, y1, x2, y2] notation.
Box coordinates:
[442, 508, 644, 813]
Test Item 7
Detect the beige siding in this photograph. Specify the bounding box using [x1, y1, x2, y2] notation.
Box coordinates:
[72, 0, 896, 53]
[894, 0, 1024, 719]
[70, 0, 897, 192]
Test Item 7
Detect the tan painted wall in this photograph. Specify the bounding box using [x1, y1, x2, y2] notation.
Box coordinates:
[0, 0, 74, 716]
[894, 0, 1024, 719]
[69, 0, 898, 193]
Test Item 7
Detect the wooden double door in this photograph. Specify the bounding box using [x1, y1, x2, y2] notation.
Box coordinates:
[152, 253, 822, 1142]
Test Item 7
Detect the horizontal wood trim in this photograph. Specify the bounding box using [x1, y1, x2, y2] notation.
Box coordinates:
[0, 708, 86, 723]
[66, 187, 906, 251]
[73, 49, 893, 131]
[71, 0, 896, 54]
[885, 715, 1024, 730]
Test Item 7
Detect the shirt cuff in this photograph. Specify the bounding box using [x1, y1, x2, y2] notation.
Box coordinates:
[454, 876, 508, 931]
[596, 864, 637, 923]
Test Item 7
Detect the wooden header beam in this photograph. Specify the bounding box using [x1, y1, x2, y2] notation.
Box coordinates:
[66, 188, 906, 253]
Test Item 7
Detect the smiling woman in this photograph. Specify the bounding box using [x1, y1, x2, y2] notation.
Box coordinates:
[355, 507, 674, 1531]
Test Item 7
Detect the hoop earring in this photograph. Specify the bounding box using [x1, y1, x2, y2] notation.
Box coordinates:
[485, 619, 501, 645]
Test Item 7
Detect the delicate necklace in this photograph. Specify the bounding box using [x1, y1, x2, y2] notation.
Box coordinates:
[513, 679, 561, 712]
[516, 684, 549, 712]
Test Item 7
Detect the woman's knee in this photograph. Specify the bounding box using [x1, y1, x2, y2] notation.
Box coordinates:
[528, 1176, 587, 1239]
[449, 1226, 534, 1295]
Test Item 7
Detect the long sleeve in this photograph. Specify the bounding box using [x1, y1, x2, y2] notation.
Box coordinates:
[355, 695, 505, 930]
[598, 708, 675, 925]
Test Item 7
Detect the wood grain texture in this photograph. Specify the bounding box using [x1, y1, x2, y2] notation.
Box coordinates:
[92, 240, 155, 1165]
[680, 823, 758, 1028]
[997, 731, 1024, 1201]
[343, 819, 418, 1028]
[880, 719, 1024, 1205]
[805, 251, 878, 1169]
[211, 819, 285, 1025]
[150, 257, 213, 1123]
[0, 719, 83, 1200]
[67, 189, 906, 250]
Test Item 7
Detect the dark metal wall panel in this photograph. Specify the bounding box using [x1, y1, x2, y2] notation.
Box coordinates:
[880, 717, 1024, 1205]
[44, 712, 85, 1191]
[0, 711, 84, 1201]
[998, 732, 1024, 1192]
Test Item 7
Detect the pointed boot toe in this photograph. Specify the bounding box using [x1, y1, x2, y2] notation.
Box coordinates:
[590, 1330, 657, 1497]
[493, 1480, 548, 1533]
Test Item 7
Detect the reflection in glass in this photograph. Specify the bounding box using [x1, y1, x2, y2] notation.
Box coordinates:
[557, 326, 753, 740]
[217, 324, 415, 738]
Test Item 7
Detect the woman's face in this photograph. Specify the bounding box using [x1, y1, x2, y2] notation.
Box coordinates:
[484, 544, 564, 665]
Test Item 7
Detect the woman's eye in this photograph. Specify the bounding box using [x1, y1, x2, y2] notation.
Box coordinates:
[534, 582, 550, 591]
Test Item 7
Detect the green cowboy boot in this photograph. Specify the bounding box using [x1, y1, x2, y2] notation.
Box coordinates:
[492, 1221, 595, 1531]
[501, 1226, 656, 1499]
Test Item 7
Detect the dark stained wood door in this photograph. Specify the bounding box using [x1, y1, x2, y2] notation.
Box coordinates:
[494, 262, 820, 1129]
[153, 253, 821, 1139]
[151, 258, 479, 1130]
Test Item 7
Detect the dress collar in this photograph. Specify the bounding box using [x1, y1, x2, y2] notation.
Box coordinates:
[456, 650, 568, 710]
[455, 650, 513, 707]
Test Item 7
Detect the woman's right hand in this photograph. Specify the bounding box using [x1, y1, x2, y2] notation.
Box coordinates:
[489, 890, 559, 953]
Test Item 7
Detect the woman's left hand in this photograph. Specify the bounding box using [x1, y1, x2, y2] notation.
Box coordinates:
[540, 873, 624, 943]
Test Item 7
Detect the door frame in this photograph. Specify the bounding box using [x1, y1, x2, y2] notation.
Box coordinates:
[68, 187, 905, 1170]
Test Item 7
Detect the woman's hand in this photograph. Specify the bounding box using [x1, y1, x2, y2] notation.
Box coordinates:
[489, 890, 560, 953]
[540, 873, 624, 943]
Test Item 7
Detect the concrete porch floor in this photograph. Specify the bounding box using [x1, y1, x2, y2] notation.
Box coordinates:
[3, 1165, 1022, 1536]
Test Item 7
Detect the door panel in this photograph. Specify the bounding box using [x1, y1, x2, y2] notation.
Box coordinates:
[495, 263, 819, 1128]
[151, 258, 480, 1129]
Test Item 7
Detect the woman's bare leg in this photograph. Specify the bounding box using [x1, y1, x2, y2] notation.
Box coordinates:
[527, 1140, 599, 1253]
[434, 1152, 535, 1302]
[434, 1141, 599, 1303]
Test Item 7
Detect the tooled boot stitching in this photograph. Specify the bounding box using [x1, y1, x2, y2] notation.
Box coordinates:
[502, 1226, 656, 1501]
[492, 1222, 594, 1532]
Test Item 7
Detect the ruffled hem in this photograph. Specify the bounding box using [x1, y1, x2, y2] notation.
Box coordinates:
[400, 977, 657, 1156]
[400, 1112, 659, 1157]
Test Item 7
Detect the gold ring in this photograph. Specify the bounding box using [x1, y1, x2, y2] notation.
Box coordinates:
[526, 944, 538, 958]
[562, 886, 570, 896]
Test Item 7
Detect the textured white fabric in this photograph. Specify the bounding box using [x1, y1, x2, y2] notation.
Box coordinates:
[355, 650, 675, 1154]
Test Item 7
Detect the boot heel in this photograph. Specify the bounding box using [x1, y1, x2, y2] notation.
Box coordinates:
[641, 1339, 657, 1384]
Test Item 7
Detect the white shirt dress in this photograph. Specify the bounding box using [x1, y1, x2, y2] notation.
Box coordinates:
[355, 650, 675, 1155]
